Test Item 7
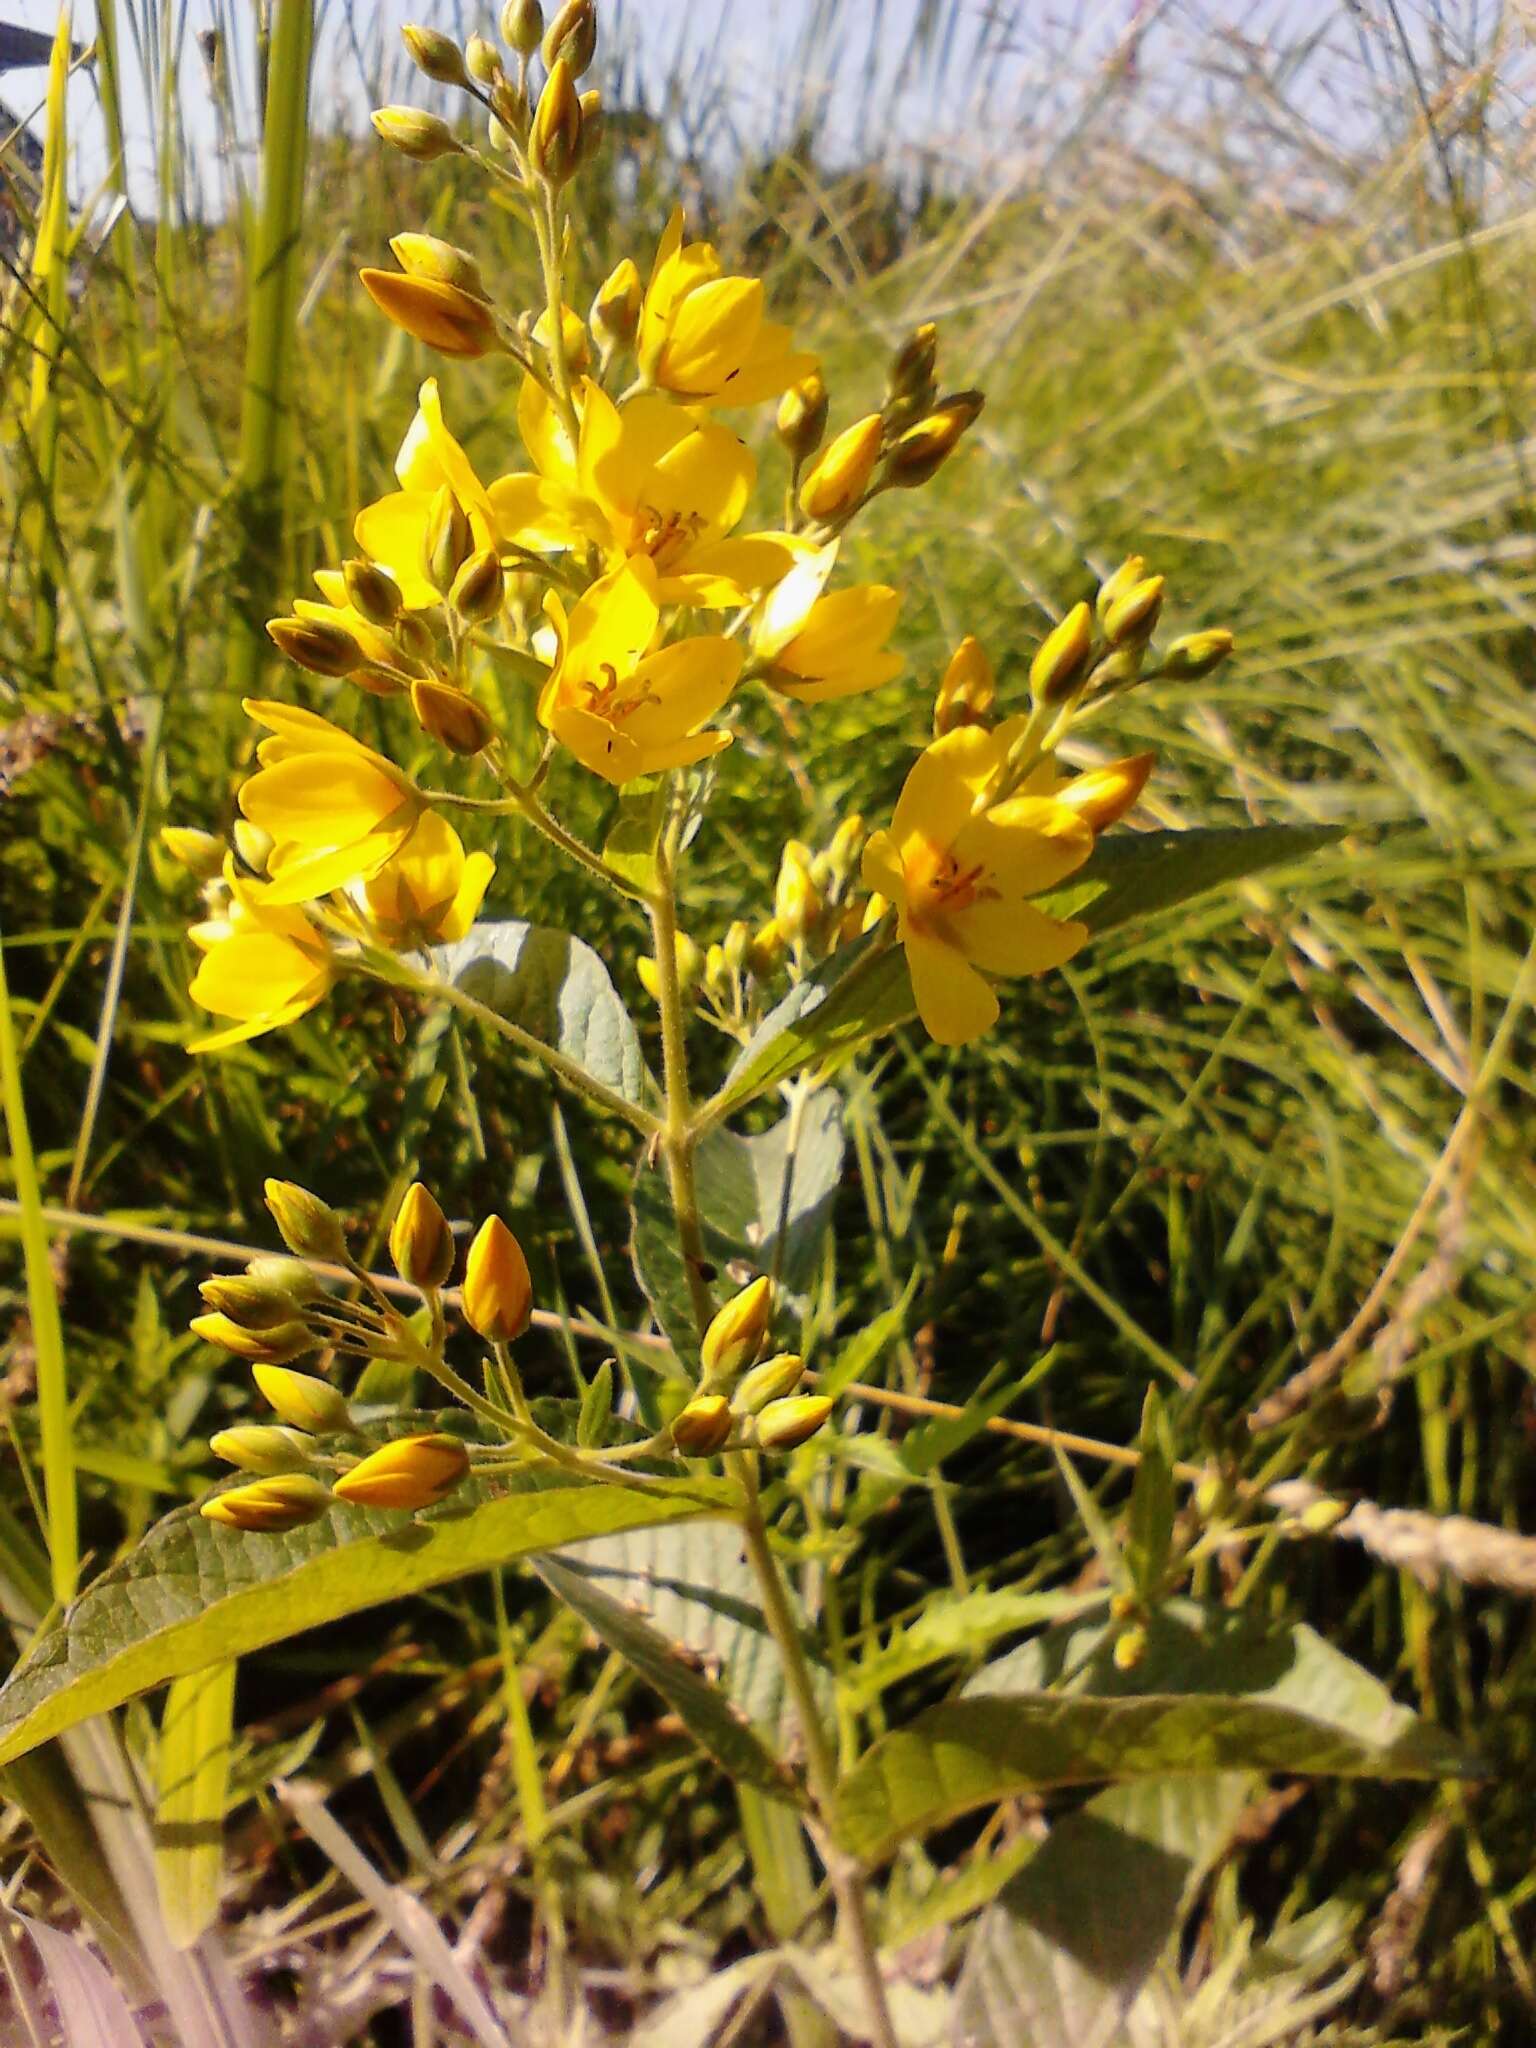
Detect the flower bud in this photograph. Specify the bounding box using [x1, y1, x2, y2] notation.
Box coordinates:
[342, 557, 403, 627]
[420, 484, 473, 595]
[798, 413, 883, 524]
[776, 370, 828, 464]
[532, 301, 591, 373]
[209, 1425, 313, 1474]
[861, 891, 888, 934]
[530, 57, 583, 184]
[390, 232, 487, 300]
[754, 1394, 833, 1451]
[886, 322, 938, 408]
[1159, 628, 1234, 681]
[933, 635, 995, 736]
[1029, 601, 1094, 706]
[489, 78, 527, 142]
[359, 269, 500, 358]
[577, 88, 604, 163]
[402, 23, 468, 86]
[1056, 753, 1155, 834]
[723, 919, 751, 976]
[1103, 575, 1165, 649]
[390, 1182, 456, 1291]
[700, 1276, 773, 1385]
[774, 840, 822, 945]
[449, 547, 506, 625]
[411, 677, 495, 756]
[501, 0, 543, 54]
[370, 106, 462, 161]
[232, 820, 273, 876]
[592, 258, 641, 349]
[703, 943, 728, 1001]
[671, 1394, 733, 1457]
[244, 1255, 324, 1304]
[542, 0, 596, 74]
[394, 614, 437, 664]
[883, 407, 970, 488]
[465, 33, 501, 84]
[732, 1351, 803, 1416]
[1113, 1623, 1148, 1672]
[826, 813, 866, 886]
[198, 1272, 312, 1329]
[1089, 645, 1144, 695]
[200, 1474, 332, 1533]
[252, 1363, 352, 1435]
[266, 615, 362, 678]
[265, 1180, 348, 1262]
[333, 1433, 470, 1510]
[747, 918, 784, 978]
[1094, 555, 1146, 632]
[462, 1216, 533, 1342]
[1299, 1496, 1348, 1534]
[190, 1313, 317, 1364]
[160, 826, 224, 881]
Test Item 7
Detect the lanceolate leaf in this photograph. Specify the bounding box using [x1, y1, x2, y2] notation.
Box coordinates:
[0, 1468, 733, 1768]
[431, 919, 651, 1108]
[833, 1601, 1472, 1865]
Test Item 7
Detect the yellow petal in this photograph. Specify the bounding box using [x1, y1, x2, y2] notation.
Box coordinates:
[754, 542, 840, 658]
[354, 491, 438, 609]
[257, 829, 415, 905]
[634, 729, 733, 775]
[240, 754, 414, 849]
[443, 850, 495, 940]
[659, 275, 763, 394]
[954, 796, 1094, 898]
[861, 829, 905, 905]
[890, 726, 1007, 853]
[778, 586, 900, 677]
[188, 997, 320, 1054]
[773, 651, 904, 704]
[955, 897, 1088, 978]
[904, 929, 998, 1046]
[620, 637, 742, 747]
[565, 558, 660, 681]
[519, 373, 577, 488]
[549, 700, 644, 785]
[190, 930, 330, 1019]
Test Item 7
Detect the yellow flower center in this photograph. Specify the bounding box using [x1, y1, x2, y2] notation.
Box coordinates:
[581, 661, 660, 724]
[628, 502, 705, 573]
[904, 834, 997, 936]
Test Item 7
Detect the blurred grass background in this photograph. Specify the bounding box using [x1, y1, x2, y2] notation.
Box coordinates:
[2, 0, 1535, 2037]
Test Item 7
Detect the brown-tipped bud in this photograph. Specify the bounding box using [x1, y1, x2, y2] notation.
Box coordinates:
[700, 1276, 774, 1385]
[722, 919, 752, 976]
[883, 391, 984, 488]
[886, 322, 938, 406]
[754, 1394, 833, 1451]
[1095, 555, 1146, 632]
[489, 77, 527, 142]
[243, 1255, 325, 1304]
[465, 33, 502, 84]
[592, 258, 642, 349]
[390, 232, 487, 300]
[933, 635, 995, 736]
[530, 57, 582, 184]
[394, 614, 438, 665]
[264, 1179, 348, 1262]
[774, 840, 822, 945]
[209, 1425, 313, 1474]
[1029, 601, 1094, 706]
[732, 1351, 803, 1416]
[501, 0, 543, 54]
[231, 820, 273, 877]
[370, 106, 462, 161]
[671, 1394, 733, 1457]
[542, 0, 596, 74]
[266, 615, 362, 678]
[198, 1271, 313, 1330]
[421, 484, 473, 596]
[402, 23, 468, 86]
[342, 557, 403, 627]
[390, 1182, 456, 1291]
[160, 827, 224, 882]
[747, 917, 784, 978]
[411, 677, 495, 756]
[1056, 752, 1156, 834]
[826, 813, 866, 886]
[200, 1474, 332, 1533]
[776, 370, 829, 465]
[462, 1216, 533, 1342]
[333, 1432, 470, 1510]
[1159, 628, 1235, 681]
[359, 269, 499, 359]
[449, 547, 505, 625]
[1103, 575, 1165, 648]
[190, 1313, 317, 1365]
[1089, 645, 1144, 695]
[798, 413, 883, 524]
[252, 1363, 352, 1435]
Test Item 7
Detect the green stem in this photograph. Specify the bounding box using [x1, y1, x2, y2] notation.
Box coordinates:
[648, 815, 716, 1336]
[532, 183, 581, 446]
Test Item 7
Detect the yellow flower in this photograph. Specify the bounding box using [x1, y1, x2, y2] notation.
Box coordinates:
[187, 875, 336, 1052]
[353, 378, 500, 609]
[636, 207, 817, 407]
[238, 700, 427, 905]
[538, 557, 742, 785]
[753, 544, 902, 703]
[861, 721, 1095, 1047]
[362, 810, 495, 949]
[490, 377, 791, 606]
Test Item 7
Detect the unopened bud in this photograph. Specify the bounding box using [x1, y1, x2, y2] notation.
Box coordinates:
[465, 33, 501, 84]
[198, 1272, 313, 1329]
[1103, 575, 1165, 648]
[449, 547, 506, 624]
[1095, 555, 1147, 632]
[209, 1425, 313, 1474]
[747, 918, 784, 978]
[402, 23, 468, 86]
[501, 0, 543, 54]
[266, 615, 362, 677]
[1299, 1496, 1348, 1534]
[637, 929, 703, 1004]
[884, 391, 983, 487]
[592, 258, 642, 348]
[370, 106, 462, 161]
[1088, 645, 1144, 694]
[530, 57, 583, 184]
[826, 813, 865, 885]
[776, 371, 829, 465]
[244, 1255, 324, 1303]
[190, 1313, 317, 1365]
[1159, 628, 1234, 681]
[671, 1394, 733, 1457]
[886, 322, 938, 408]
[700, 1277, 774, 1384]
[342, 557, 402, 627]
[390, 232, 487, 300]
[394, 614, 437, 664]
[774, 840, 822, 945]
[733, 1351, 803, 1415]
[703, 943, 728, 999]
[1193, 1472, 1225, 1520]
[421, 484, 473, 595]
[200, 1474, 332, 1533]
[754, 1394, 833, 1451]
[1056, 752, 1155, 834]
[252, 1363, 352, 1435]
[160, 827, 224, 881]
[463, 1216, 533, 1342]
[411, 677, 495, 756]
[1113, 1623, 1148, 1672]
[232, 820, 273, 877]
[265, 1179, 348, 1262]
[390, 1182, 456, 1290]
[933, 635, 995, 736]
[861, 891, 888, 933]
[798, 413, 883, 523]
[542, 0, 596, 74]
[333, 1432, 470, 1510]
[723, 920, 752, 976]
[359, 269, 500, 358]
[1029, 601, 1094, 706]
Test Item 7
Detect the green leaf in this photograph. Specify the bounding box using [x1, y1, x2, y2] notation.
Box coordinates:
[534, 1553, 796, 1801]
[834, 1601, 1474, 1865]
[432, 919, 651, 1108]
[815, 1284, 916, 1398]
[632, 1087, 845, 1362]
[578, 1361, 613, 1449]
[0, 1467, 732, 1768]
[154, 1661, 236, 1950]
[841, 1589, 1096, 1713]
[1125, 1388, 1176, 1601]
[710, 932, 913, 1120]
[953, 1774, 1257, 2048]
[1035, 822, 1346, 936]
[602, 773, 668, 895]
